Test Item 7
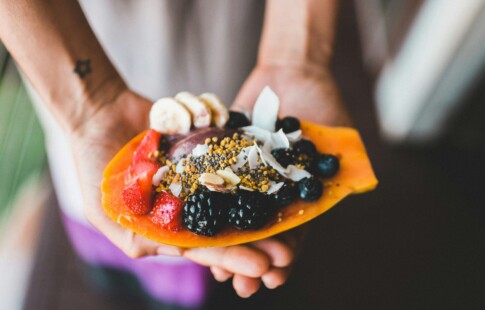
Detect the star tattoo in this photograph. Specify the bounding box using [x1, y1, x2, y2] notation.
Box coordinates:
[73, 59, 92, 79]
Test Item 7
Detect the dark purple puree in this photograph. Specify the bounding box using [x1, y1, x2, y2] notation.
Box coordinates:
[165, 127, 237, 161]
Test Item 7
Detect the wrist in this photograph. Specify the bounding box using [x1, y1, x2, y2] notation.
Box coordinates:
[70, 88, 152, 141]
[258, 33, 334, 70]
[253, 62, 333, 81]
[67, 72, 127, 134]
[258, 0, 338, 69]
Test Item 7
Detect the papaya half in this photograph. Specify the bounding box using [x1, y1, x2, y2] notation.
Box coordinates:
[101, 121, 378, 248]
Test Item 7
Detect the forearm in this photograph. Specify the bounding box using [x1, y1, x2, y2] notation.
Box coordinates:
[0, 0, 125, 132]
[259, 0, 339, 70]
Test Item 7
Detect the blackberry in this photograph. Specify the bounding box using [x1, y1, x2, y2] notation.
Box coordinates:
[183, 189, 229, 236]
[269, 183, 298, 208]
[276, 117, 300, 133]
[314, 153, 340, 178]
[293, 139, 317, 157]
[298, 177, 323, 201]
[229, 191, 273, 230]
[271, 148, 294, 167]
[226, 111, 250, 129]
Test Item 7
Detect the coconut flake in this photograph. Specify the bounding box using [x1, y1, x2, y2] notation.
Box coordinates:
[243, 126, 291, 151]
[286, 165, 311, 181]
[191, 144, 209, 157]
[271, 129, 290, 149]
[254, 142, 268, 166]
[242, 126, 271, 142]
[257, 144, 312, 181]
[169, 182, 182, 197]
[231, 146, 252, 171]
[239, 185, 255, 191]
[152, 166, 170, 186]
[251, 86, 279, 132]
[286, 130, 302, 142]
[267, 181, 285, 195]
[175, 159, 185, 173]
[231, 151, 248, 171]
[247, 145, 259, 170]
[258, 143, 288, 176]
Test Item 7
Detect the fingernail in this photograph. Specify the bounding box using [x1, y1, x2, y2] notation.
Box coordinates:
[238, 292, 253, 299]
[262, 274, 285, 289]
[214, 275, 229, 282]
[264, 281, 280, 289]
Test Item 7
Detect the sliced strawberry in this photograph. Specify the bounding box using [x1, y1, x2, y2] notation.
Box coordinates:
[122, 172, 154, 215]
[126, 160, 161, 183]
[122, 130, 163, 214]
[151, 191, 184, 231]
[133, 129, 161, 163]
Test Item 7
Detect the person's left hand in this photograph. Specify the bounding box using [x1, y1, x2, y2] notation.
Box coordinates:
[189, 63, 352, 297]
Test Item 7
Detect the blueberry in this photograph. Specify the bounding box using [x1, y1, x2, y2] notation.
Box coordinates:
[314, 154, 340, 178]
[298, 177, 323, 201]
[293, 139, 317, 157]
[226, 111, 250, 129]
[276, 117, 300, 133]
[275, 119, 283, 131]
[271, 148, 293, 167]
[269, 183, 298, 208]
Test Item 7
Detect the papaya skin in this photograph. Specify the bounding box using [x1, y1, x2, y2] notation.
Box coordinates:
[101, 121, 378, 248]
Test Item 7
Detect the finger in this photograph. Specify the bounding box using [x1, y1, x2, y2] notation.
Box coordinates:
[85, 203, 183, 258]
[210, 266, 233, 282]
[156, 242, 185, 256]
[232, 274, 261, 298]
[249, 238, 294, 268]
[183, 245, 270, 277]
[262, 267, 291, 289]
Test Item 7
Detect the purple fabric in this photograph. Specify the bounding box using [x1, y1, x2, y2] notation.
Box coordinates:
[61, 214, 212, 308]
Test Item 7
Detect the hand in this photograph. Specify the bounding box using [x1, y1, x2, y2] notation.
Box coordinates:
[204, 64, 352, 297]
[233, 64, 352, 126]
[70, 89, 183, 257]
[184, 226, 307, 298]
[70, 87, 303, 298]
[71, 65, 351, 298]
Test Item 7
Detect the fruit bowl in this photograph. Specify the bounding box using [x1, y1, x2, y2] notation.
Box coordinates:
[102, 128, 377, 247]
[101, 87, 377, 248]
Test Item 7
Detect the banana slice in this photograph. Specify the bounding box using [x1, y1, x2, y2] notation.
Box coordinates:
[175, 92, 211, 128]
[150, 97, 192, 134]
[199, 93, 229, 128]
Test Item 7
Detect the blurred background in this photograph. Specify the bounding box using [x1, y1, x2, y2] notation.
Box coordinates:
[1, 0, 485, 309]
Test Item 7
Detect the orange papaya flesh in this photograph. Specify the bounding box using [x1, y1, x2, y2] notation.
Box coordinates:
[101, 121, 378, 248]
